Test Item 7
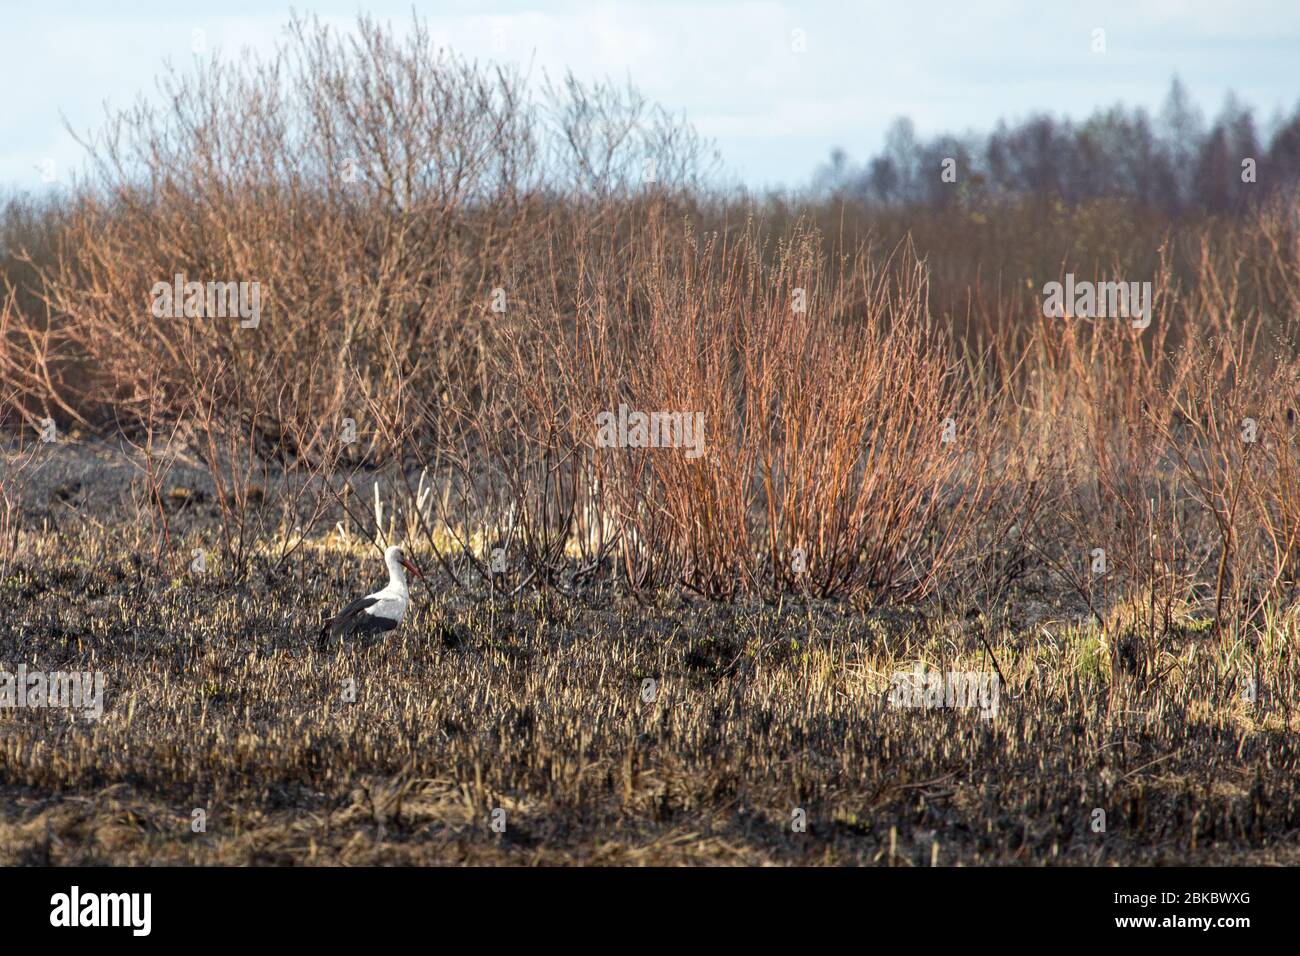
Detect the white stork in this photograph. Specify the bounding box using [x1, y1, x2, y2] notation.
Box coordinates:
[319, 545, 424, 645]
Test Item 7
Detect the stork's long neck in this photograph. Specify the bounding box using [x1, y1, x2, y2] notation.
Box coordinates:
[385, 554, 408, 595]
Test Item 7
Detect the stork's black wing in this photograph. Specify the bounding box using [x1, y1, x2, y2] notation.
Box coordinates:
[319, 595, 380, 645]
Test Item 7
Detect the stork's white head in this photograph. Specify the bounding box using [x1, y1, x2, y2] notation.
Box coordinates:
[384, 545, 424, 584]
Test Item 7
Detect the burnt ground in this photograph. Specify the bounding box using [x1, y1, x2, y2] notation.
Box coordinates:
[1, 438, 1298, 865]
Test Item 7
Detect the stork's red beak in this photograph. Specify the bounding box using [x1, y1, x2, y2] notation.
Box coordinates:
[400, 557, 425, 581]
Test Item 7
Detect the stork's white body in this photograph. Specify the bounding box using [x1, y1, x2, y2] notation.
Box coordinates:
[361, 549, 412, 623]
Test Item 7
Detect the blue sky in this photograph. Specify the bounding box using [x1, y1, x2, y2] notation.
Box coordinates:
[3, 0, 1298, 192]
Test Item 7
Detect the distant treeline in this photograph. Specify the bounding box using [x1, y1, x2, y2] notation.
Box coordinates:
[811, 78, 1300, 215]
